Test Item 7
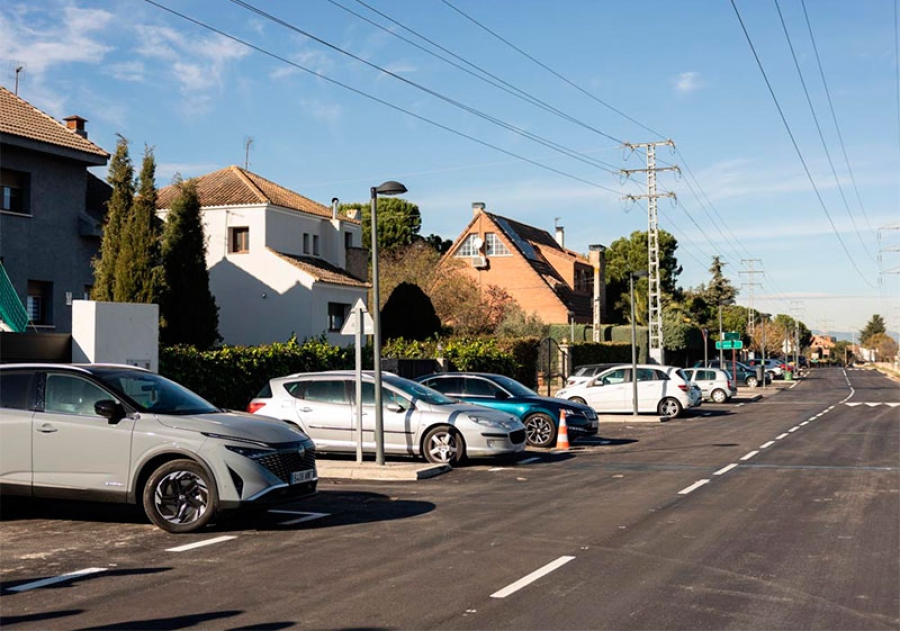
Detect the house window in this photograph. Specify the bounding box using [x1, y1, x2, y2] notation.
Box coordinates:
[328, 302, 349, 332]
[574, 267, 593, 293]
[313, 235, 320, 256]
[303, 233, 310, 254]
[485, 233, 510, 256]
[27, 280, 53, 326]
[229, 227, 249, 253]
[1, 169, 29, 214]
[455, 234, 482, 257]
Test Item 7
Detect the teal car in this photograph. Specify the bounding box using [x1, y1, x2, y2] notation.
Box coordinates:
[415, 372, 598, 448]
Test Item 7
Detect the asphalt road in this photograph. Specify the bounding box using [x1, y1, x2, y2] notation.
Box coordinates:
[1, 367, 897, 630]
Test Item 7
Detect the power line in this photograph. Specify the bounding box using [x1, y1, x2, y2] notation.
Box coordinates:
[730, 0, 875, 289]
[141, 0, 624, 194]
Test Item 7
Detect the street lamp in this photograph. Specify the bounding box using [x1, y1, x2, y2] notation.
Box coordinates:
[630, 269, 649, 416]
[370, 180, 407, 466]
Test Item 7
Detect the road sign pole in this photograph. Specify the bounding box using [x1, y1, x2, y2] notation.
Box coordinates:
[355, 307, 363, 463]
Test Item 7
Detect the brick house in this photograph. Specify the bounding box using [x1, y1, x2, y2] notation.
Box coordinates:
[441, 203, 603, 326]
[0, 85, 110, 334]
[156, 166, 369, 346]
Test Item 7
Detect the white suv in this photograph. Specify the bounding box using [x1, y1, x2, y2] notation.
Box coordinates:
[0, 364, 318, 533]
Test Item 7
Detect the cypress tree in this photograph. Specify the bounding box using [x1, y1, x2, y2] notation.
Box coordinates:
[92, 135, 134, 301]
[115, 145, 163, 303]
[159, 177, 219, 349]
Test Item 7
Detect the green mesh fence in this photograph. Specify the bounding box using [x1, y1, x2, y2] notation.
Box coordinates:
[0, 263, 28, 332]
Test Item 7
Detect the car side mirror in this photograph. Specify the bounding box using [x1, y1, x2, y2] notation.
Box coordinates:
[95, 399, 126, 424]
[386, 402, 405, 413]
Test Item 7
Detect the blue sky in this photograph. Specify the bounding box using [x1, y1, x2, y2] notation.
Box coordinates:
[3, 0, 898, 340]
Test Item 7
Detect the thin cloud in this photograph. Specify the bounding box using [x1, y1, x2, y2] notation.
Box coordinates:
[674, 71, 703, 94]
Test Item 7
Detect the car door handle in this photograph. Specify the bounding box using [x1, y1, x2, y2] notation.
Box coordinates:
[37, 424, 58, 433]
[299, 407, 313, 413]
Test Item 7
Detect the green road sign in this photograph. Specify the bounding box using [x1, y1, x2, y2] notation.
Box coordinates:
[724, 331, 741, 341]
[715, 340, 744, 350]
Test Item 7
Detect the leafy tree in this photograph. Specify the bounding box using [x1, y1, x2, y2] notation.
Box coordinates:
[859, 315, 887, 346]
[495, 303, 549, 339]
[604, 229, 682, 324]
[340, 198, 421, 253]
[114, 145, 163, 303]
[381, 282, 442, 341]
[92, 134, 134, 301]
[866, 332, 898, 361]
[159, 178, 219, 349]
[419, 233, 453, 254]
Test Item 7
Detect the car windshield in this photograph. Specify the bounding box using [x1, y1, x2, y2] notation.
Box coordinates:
[90, 368, 220, 415]
[484, 374, 537, 397]
[384, 374, 458, 406]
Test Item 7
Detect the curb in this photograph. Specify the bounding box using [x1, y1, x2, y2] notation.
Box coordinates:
[316, 461, 451, 481]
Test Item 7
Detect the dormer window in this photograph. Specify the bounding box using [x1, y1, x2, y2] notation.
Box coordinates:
[455, 234, 482, 257]
[485, 233, 510, 256]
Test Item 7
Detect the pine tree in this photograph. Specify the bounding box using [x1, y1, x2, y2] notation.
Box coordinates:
[706, 255, 737, 307]
[92, 135, 134, 301]
[114, 145, 163, 303]
[159, 177, 219, 349]
[859, 315, 887, 346]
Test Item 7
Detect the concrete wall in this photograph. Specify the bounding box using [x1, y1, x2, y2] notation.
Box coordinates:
[71, 300, 159, 371]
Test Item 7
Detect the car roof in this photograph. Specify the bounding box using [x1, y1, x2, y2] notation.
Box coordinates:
[0, 363, 151, 373]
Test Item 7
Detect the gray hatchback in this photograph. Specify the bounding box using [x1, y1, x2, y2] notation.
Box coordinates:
[0, 364, 318, 533]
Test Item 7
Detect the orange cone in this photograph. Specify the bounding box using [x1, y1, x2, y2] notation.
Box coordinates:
[556, 409, 570, 450]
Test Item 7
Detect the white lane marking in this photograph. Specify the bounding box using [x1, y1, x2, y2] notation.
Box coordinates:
[800, 421, 810, 426]
[678, 479, 710, 495]
[776, 433, 789, 440]
[491, 556, 576, 599]
[740, 451, 759, 461]
[714, 463, 738, 476]
[8, 567, 107, 593]
[518, 457, 541, 465]
[735, 403, 745, 407]
[166, 536, 236, 552]
[788, 426, 800, 433]
[760, 441, 775, 449]
[268, 510, 330, 525]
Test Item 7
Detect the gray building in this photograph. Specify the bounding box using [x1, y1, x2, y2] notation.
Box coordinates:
[0, 85, 110, 334]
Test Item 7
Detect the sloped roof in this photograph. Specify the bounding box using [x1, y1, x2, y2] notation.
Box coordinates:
[270, 249, 368, 288]
[157, 165, 358, 223]
[0, 85, 109, 159]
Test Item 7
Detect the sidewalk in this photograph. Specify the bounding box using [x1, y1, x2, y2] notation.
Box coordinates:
[316, 458, 451, 481]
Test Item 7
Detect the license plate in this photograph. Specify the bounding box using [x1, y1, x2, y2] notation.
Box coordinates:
[290, 469, 316, 485]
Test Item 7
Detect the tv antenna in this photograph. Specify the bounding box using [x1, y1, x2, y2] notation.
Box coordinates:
[243, 136, 253, 170]
[9, 62, 26, 95]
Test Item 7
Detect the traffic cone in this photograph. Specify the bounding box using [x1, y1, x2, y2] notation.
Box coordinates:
[556, 409, 570, 450]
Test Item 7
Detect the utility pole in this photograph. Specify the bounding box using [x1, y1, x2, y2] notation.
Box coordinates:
[621, 140, 678, 365]
[740, 259, 763, 356]
[589, 244, 607, 342]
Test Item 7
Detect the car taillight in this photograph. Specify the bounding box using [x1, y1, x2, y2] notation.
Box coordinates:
[728, 380, 734, 389]
[247, 401, 266, 414]
[678, 384, 688, 392]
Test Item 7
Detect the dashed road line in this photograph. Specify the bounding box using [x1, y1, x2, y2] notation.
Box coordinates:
[166, 536, 236, 552]
[740, 451, 759, 461]
[678, 479, 710, 495]
[8, 567, 107, 593]
[760, 441, 775, 449]
[491, 556, 576, 598]
[788, 426, 800, 433]
[714, 463, 738, 476]
[776, 433, 789, 440]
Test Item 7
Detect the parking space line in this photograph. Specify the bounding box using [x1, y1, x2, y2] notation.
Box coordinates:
[8, 567, 107, 593]
[518, 457, 541, 465]
[678, 479, 710, 495]
[268, 510, 330, 525]
[760, 441, 775, 449]
[714, 463, 738, 476]
[740, 451, 759, 461]
[491, 556, 575, 598]
[166, 536, 236, 552]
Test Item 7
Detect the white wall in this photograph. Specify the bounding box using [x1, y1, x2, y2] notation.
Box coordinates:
[71, 301, 159, 371]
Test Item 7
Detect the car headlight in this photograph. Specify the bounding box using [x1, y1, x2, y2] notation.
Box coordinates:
[468, 414, 514, 429]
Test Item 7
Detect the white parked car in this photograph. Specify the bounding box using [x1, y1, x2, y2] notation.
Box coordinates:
[248, 371, 526, 465]
[555, 364, 701, 418]
[682, 367, 737, 403]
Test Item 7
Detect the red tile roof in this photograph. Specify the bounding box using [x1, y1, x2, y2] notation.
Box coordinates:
[269, 249, 368, 287]
[0, 85, 109, 159]
[157, 165, 358, 223]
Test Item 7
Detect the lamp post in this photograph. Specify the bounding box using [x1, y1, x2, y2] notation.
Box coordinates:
[630, 270, 649, 416]
[370, 180, 407, 466]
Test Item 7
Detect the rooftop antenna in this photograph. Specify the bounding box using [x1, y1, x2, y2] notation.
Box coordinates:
[9, 62, 25, 95]
[243, 136, 253, 170]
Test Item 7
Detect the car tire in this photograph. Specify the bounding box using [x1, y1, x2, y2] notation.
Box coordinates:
[523, 412, 557, 448]
[746, 376, 759, 388]
[422, 425, 465, 465]
[711, 389, 728, 404]
[657, 397, 683, 418]
[143, 459, 217, 534]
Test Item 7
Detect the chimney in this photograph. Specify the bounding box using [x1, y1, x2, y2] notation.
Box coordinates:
[555, 225, 565, 248]
[472, 202, 485, 216]
[332, 197, 339, 220]
[64, 115, 88, 138]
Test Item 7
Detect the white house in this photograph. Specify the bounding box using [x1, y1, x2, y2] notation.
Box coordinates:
[157, 166, 369, 346]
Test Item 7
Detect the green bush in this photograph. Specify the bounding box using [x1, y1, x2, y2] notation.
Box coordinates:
[570, 341, 632, 367]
